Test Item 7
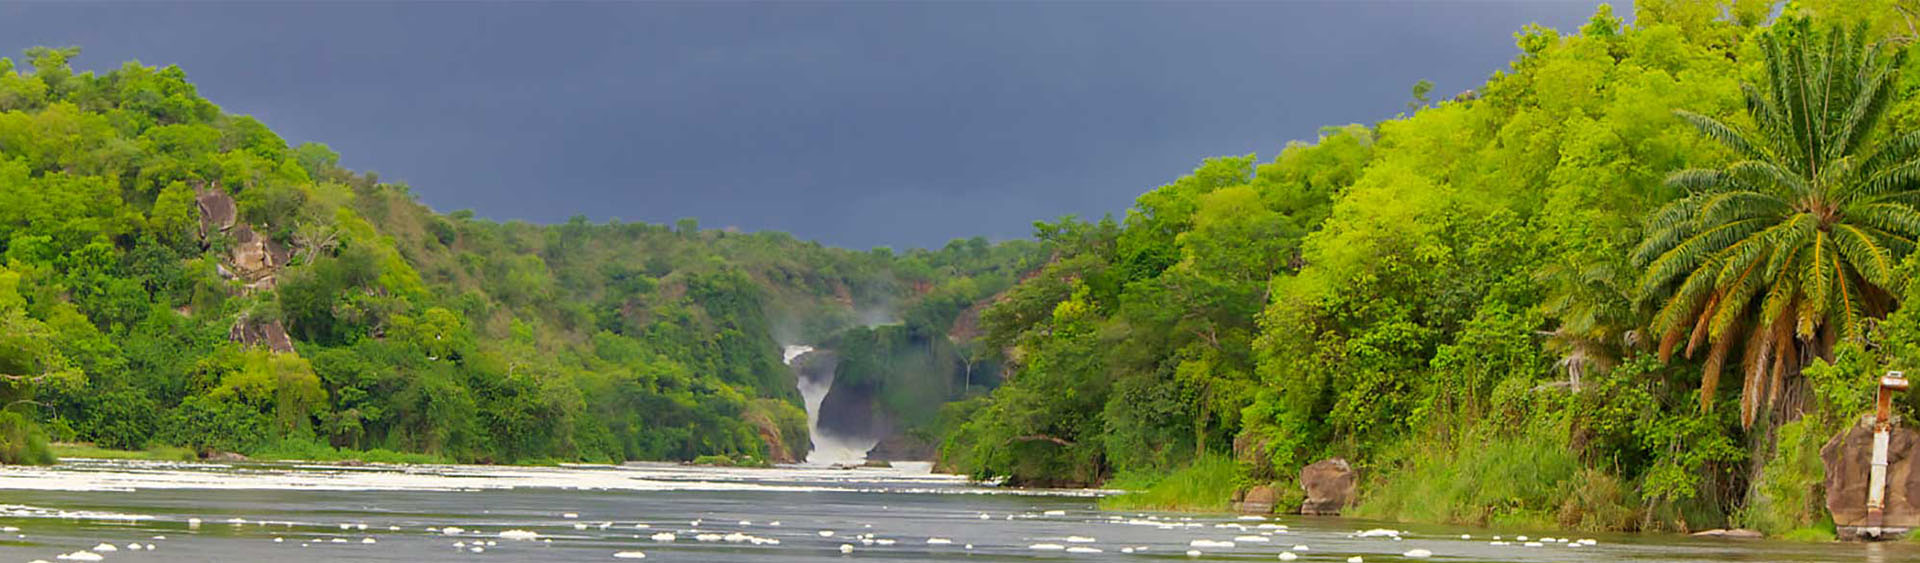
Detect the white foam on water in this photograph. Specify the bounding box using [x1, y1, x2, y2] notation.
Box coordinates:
[781, 345, 814, 365]
[0, 504, 154, 523]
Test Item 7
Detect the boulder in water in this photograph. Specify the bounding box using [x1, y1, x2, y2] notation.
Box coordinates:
[1234, 485, 1278, 514]
[1299, 458, 1355, 515]
[1689, 529, 1763, 539]
[204, 451, 250, 462]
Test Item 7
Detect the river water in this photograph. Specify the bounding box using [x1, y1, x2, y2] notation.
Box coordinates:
[0, 459, 1911, 562]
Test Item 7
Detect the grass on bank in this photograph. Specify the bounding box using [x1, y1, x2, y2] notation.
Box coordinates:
[1098, 454, 1240, 512]
[51, 443, 197, 462]
[690, 454, 772, 467]
[247, 439, 451, 464]
[1349, 428, 1636, 532]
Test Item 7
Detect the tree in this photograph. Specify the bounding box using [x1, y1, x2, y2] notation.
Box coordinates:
[150, 181, 199, 251]
[1408, 79, 1434, 112]
[1634, 20, 1920, 426]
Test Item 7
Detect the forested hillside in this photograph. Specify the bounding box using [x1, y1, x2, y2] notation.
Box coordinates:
[942, 0, 1920, 535]
[0, 46, 1042, 465]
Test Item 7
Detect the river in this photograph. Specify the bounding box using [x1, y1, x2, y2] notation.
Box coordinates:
[0, 459, 1910, 562]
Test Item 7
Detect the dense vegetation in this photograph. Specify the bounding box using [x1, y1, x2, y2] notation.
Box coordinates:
[0, 46, 1041, 465]
[942, 1, 1920, 535]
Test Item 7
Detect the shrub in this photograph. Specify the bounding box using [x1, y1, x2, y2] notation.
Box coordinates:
[0, 412, 53, 465]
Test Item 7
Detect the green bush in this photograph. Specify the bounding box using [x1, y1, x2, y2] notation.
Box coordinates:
[1743, 416, 1835, 535]
[0, 412, 53, 465]
[84, 389, 159, 450]
[745, 398, 808, 462]
[160, 395, 269, 455]
[690, 454, 736, 467]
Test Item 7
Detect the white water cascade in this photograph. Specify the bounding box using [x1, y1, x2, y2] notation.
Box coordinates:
[783, 345, 879, 465]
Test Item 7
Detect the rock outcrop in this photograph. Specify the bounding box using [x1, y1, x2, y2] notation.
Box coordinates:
[227, 224, 290, 292]
[1821, 416, 1920, 539]
[204, 451, 250, 462]
[748, 415, 797, 464]
[195, 186, 291, 293]
[1234, 485, 1279, 514]
[230, 314, 295, 354]
[195, 186, 237, 239]
[866, 432, 935, 462]
[1299, 458, 1356, 515]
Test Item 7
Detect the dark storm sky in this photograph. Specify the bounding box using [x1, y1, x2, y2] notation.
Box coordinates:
[0, 1, 1613, 249]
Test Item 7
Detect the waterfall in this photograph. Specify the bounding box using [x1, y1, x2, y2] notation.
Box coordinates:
[783, 345, 879, 465]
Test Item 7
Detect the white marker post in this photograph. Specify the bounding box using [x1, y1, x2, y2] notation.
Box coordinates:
[1866, 370, 1909, 538]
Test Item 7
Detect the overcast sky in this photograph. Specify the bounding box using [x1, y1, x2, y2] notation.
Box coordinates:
[0, 1, 1614, 249]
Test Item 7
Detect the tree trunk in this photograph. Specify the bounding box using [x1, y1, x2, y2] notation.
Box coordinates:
[1744, 342, 1816, 513]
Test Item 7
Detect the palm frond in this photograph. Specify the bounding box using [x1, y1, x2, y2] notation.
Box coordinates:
[1831, 223, 1896, 286]
[1676, 110, 1769, 163]
[1637, 218, 1771, 295]
[1700, 329, 1737, 412]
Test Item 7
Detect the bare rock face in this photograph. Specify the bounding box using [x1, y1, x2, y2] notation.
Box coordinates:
[230, 315, 295, 354]
[1235, 485, 1279, 514]
[226, 224, 290, 292]
[1821, 417, 1920, 539]
[195, 187, 237, 241]
[867, 433, 935, 462]
[1299, 458, 1356, 515]
[229, 225, 272, 275]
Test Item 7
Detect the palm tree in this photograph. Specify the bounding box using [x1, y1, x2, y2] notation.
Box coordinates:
[1635, 19, 1920, 428]
[1538, 255, 1639, 390]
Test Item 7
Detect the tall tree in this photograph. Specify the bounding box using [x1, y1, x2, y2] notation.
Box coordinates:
[1635, 19, 1920, 426]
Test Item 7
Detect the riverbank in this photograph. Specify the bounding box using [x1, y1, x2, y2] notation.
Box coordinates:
[1087, 447, 1920, 545]
[50, 442, 448, 466]
[51, 442, 865, 472]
